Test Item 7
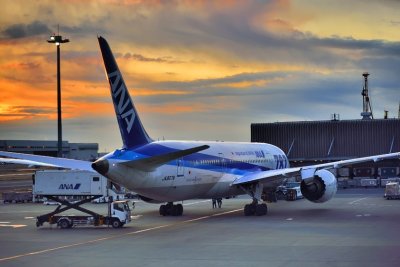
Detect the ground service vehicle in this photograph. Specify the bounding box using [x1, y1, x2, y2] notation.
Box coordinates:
[2, 191, 32, 203]
[33, 170, 132, 228]
[384, 182, 400, 200]
[37, 200, 131, 229]
[33, 170, 124, 204]
[275, 182, 303, 201]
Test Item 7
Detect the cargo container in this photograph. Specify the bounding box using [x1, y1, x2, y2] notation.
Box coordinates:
[360, 179, 378, 187]
[337, 177, 349, 189]
[353, 167, 375, 177]
[2, 191, 32, 203]
[378, 167, 399, 178]
[33, 170, 107, 196]
[338, 168, 350, 177]
[346, 179, 358, 188]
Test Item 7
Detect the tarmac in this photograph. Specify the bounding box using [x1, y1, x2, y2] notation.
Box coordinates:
[1, 189, 400, 267]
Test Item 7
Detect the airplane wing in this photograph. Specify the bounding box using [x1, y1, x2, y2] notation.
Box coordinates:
[233, 152, 400, 186]
[0, 151, 94, 172]
[119, 145, 210, 172]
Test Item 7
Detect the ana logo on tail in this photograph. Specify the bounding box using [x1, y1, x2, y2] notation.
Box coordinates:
[108, 70, 136, 133]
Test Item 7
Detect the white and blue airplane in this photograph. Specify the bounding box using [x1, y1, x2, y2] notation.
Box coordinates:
[1, 36, 399, 216]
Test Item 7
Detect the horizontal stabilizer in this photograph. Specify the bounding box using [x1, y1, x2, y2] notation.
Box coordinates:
[0, 151, 94, 172]
[120, 145, 210, 172]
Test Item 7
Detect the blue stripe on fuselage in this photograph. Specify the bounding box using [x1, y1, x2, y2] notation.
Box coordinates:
[106, 143, 271, 175]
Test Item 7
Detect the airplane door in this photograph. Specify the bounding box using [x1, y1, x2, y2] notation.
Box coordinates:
[218, 153, 226, 170]
[91, 176, 102, 195]
[177, 158, 184, 177]
[217, 153, 226, 179]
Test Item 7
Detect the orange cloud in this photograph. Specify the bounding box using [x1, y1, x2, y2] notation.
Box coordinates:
[140, 100, 231, 115]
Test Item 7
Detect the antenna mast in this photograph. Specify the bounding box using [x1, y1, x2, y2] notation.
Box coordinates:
[361, 72, 373, 120]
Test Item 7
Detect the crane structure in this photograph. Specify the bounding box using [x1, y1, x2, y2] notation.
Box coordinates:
[361, 72, 373, 120]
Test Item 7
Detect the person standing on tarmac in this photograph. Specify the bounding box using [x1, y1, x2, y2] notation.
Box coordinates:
[212, 198, 217, 209]
[217, 198, 222, 208]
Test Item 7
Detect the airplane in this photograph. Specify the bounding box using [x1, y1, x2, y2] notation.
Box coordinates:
[1, 36, 399, 216]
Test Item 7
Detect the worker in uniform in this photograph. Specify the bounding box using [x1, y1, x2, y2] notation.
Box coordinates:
[212, 198, 217, 209]
[217, 197, 222, 208]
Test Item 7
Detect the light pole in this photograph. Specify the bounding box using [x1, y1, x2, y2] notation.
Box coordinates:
[47, 31, 69, 157]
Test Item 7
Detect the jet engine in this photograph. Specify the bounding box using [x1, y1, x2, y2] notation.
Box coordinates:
[300, 169, 337, 203]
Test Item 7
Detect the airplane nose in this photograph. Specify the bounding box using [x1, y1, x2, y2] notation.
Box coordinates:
[91, 159, 109, 176]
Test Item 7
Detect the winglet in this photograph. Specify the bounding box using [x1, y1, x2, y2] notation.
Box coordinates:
[98, 36, 152, 149]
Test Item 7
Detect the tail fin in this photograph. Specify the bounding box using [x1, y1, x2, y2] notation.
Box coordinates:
[98, 36, 152, 149]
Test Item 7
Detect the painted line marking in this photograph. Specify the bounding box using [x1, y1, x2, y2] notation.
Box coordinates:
[348, 198, 368, 205]
[0, 208, 242, 262]
[183, 200, 210, 206]
[0, 224, 27, 228]
[356, 214, 372, 217]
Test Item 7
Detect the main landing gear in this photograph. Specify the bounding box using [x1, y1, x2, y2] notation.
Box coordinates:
[159, 202, 183, 216]
[244, 200, 268, 216]
[241, 182, 268, 216]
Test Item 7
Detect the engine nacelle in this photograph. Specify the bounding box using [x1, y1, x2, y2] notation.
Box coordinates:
[300, 169, 337, 203]
[138, 195, 163, 204]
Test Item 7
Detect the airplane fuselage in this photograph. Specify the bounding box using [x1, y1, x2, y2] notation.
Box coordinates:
[101, 141, 289, 202]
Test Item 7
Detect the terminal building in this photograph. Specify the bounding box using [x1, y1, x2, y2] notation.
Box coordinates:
[0, 140, 99, 161]
[251, 118, 400, 187]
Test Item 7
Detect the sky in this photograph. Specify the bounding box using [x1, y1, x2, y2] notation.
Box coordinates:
[0, 0, 399, 152]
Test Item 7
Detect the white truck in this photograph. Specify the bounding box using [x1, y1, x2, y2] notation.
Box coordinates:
[37, 200, 132, 229]
[384, 182, 400, 200]
[33, 170, 132, 228]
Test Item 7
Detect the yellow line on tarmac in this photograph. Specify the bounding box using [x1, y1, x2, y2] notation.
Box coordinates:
[0, 208, 242, 262]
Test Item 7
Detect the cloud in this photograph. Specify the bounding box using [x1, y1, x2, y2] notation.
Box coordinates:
[121, 53, 183, 64]
[1, 21, 51, 39]
[0, 105, 54, 121]
[0, 1, 399, 150]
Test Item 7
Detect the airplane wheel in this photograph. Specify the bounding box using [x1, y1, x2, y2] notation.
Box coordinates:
[176, 204, 183, 216]
[159, 205, 167, 216]
[244, 204, 255, 216]
[170, 205, 182, 216]
[170, 206, 178, 216]
[255, 204, 268, 216]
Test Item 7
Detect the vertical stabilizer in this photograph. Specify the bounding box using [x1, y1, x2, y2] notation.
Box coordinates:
[98, 36, 152, 148]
